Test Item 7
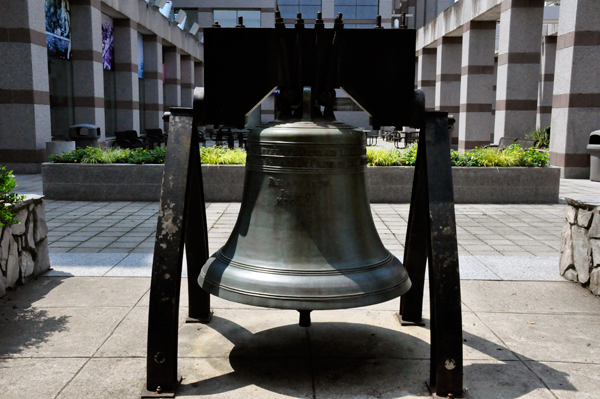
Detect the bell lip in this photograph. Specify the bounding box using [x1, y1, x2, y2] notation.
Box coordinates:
[198, 250, 412, 311]
[198, 274, 412, 311]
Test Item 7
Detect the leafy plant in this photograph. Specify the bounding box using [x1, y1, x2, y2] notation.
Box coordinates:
[526, 125, 550, 149]
[368, 144, 549, 167]
[200, 147, 246, 165]
[0, 166, 25, 227]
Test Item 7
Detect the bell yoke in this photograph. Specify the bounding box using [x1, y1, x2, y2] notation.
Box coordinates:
[144, 10, 463, 399]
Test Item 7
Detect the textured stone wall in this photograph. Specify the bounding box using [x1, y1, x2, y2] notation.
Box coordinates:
[560, 198, 600, 295]
[0, 196, 50, 297]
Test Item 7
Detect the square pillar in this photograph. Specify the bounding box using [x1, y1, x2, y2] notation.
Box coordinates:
[163, 47, 181, 110]
[70, 0, 105, 140]
[113, 19, 139, 133]
[550, 0, 600, 178]
[194, 62, 204, 88]
[494, 0, 544, 142]
[537, 35, 557, 129]
[143, 35, 163, 130]
[0, 1, 51, 173]
[180, 56, 194, 108]
[417, 48, 437, 110]
[458, 21, 497, 151]
[435, 36, 462, 146]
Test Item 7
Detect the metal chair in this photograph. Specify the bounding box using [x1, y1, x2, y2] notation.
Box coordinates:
[144, 129, 168, 149]
[112, 130, 148, 149]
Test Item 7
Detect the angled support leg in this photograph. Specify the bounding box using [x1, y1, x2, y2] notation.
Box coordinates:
[398, 129, 429, 326]
[423, 111, 463, 397]
[144, 108, 211, 398]
[185, 126, 212, 324]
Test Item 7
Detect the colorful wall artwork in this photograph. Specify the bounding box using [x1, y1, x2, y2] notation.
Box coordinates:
[101, 14, 114, 70]
[45, 0, 71, 59]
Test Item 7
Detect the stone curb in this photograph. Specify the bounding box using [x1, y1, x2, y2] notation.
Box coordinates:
[42, 163, 560, 203]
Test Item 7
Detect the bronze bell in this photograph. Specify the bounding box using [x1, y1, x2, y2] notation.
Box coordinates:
[198, 117, 412, 315]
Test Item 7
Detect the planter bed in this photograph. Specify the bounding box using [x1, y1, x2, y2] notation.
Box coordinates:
[42, 163, 560, 204]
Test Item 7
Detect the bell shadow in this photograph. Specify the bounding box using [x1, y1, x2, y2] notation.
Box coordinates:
[178, 318, 577, 398]
[0, 277, 70, 358]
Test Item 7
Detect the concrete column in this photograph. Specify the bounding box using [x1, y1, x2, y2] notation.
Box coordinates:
[494, 1, 544, 141]
[70, 0, 105, 139]
[417, 48, 436, 110]
[180, 55, 194, 108]
[113, 19, 139, 133]
[261, 95, 275, 123]
[435, 36, 462, 146]
[163, 48, 181, 110]
[0, 1, 50, 173]
[458, 21, 497, 151]
[143, 35, 163, 131]
[537, 35, 557, 128]
[550, 0, 600, 178]
[194, 62, 204, 88]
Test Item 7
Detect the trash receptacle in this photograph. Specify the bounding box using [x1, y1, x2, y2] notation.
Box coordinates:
[69, 124, 101, 149]
[587, 131, 600, 181]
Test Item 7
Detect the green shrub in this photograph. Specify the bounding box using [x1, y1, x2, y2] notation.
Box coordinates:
[526, 125, 550, 149]
[200, 147, 246, 165]
[0, 166, 25, 227]
[50, 146, 244, 165]
[369, 144, 549, 167]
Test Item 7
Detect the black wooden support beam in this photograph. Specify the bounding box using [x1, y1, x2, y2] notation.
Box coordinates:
[143, 108, 212, 398]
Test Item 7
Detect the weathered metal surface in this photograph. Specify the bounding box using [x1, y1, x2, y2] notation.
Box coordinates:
[399, 108, 463, 397]
[145, 108, 211, 397]
[198, 119, 411, 310]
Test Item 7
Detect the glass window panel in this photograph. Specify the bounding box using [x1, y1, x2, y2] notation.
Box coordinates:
[356, 5, 378, 19]
[214, 10, 237, 27]
[335, 0, 356, 5]
[344, 23, 356, 28]
[279, 5, 298, 19]
[335, 5, 356, 19]
[300, 0, 321, 5]
[278, 0, 299, 4]
[357, 0, 378, 5]
[238, 10, 261, 27]
[299, 5, 321, 18]
[355, 23, 373, 28]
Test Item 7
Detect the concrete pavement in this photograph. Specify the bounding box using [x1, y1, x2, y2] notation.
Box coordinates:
[0, 174, 598, 398]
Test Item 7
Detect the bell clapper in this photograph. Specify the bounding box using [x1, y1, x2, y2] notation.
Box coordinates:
[298, 310, 312, 327]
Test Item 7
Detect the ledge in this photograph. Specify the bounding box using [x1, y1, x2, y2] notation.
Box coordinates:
[42, 163, 560, 204]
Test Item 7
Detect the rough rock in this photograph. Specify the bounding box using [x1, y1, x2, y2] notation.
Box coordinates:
[572, 226, 592, 284]
[590, 269, 600, 296]
[565, 206, 577, 224]
[560, 243, 575, 275]
[564, 268, 579, 282]
[24, 213, 36, 252]
[0, 226, 11, 271]
[33, 208, 48, 243]
[0, 273, 6, 297]
[6, 237, 19, 288]
[19, 251, 35, 282]
[560, 222, 571, 253]
[591, 239, 600, 267]
[578, 209, 594, 228]
[10, 208, 28, 235]
[589, 212, 600, 238]
[33, 238, 50, 276]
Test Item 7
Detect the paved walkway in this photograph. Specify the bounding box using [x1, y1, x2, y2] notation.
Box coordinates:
[13, 174, 600, 281]
[1, 174, 599, 398]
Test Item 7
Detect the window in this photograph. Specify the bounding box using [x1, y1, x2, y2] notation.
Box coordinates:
[278, 0, 322, 20]
[334, 0, 378, 21]
[214, 10, 261, 27]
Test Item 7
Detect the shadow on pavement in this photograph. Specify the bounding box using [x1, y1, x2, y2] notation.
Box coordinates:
[178, 317, 575, 398]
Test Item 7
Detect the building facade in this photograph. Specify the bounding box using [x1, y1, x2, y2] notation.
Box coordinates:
[0, 0, 201, 174]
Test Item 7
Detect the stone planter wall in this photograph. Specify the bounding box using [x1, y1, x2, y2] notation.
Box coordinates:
[560, 198, 600, 295]
[0, 196, 50, 297]
[42, 163, 560, 204]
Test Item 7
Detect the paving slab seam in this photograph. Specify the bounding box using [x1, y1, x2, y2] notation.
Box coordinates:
[464, 306, 561, 399]
[51, 284, 150, 399]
